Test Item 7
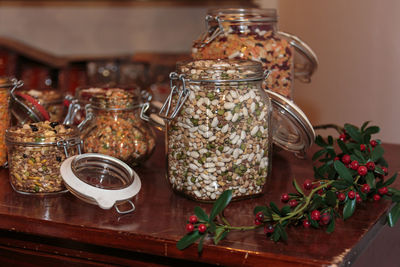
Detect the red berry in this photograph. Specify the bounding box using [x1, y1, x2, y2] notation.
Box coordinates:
[264, 225, 275, 235]
[370, 140, 378, 147]
[256, 211, 264, 221]
[303, 219, 311, 228]
[357, 166, 368, 176]
[382, 167, 388, 176]
[311, 210, 321, 221]
[281, 193, 290, 203]
[321, 213, 331, 225]
[334, 156, 340, 161]
[339, 133, 347, 142]
[361, 184, 370, 194]
[348, 190, 356, 199]
[349, 160, 359, 170]
[342, 154, 351, 164]
[198, 224, 207, 233]
[289, 199, 298, 208]
[254, 218, 262, 225]
[318, 189, 325, 196]
[186, 223, 194, 233]
[360, 144, 366, 151]
[356, 193, 362, 203]
[338, 192, 346, 202]
[366, 162, 375, 171]
[373, 194, 381, 201]
[303, 179, 313, 190]
[189, 215, 198, 224]
[378, 186, 388, 195]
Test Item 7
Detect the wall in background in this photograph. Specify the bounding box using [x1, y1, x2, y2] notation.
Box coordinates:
[0, 0, 399, 144]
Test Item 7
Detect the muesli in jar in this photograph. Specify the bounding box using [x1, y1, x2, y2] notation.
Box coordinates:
[165, 59, 271, 201]
[192, 8, 318, 98]
[6, 121, 81, 194]
[81, 88, 156, 166]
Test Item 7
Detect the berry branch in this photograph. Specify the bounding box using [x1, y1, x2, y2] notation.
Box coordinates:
[177, 122, 399, 252]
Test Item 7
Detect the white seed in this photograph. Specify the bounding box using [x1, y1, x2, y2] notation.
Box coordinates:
[259, 111, 266, 120]
[211, 99, 219, 106]
[185, 108, 194, 114]
[236, 139, 242, 147]
[216, 150, 221, 156]
[204, 162, 215, 168]
[233, 149, 241, 159]
[209, 136, 216, 141]
[189, 133, 196, 138]
[199, 125, 209, 132]
[196, 109, 202, 115]
[211, 117, 219, 127]
[203, 97, 211, 106]
[197, 98, 204, 107]
[222, 146, 230, 153]
[189, 91, 196, 100]
[211, 193, 216, 200]
[206, 186, 215, 193]
[226, 94, 233, 102]
[241, 130, 246, 140]
[207, 167, 217, 173]
[194, 191, 202, 198]
[189, 164, 198, 171]
[191, 151, 199, 158]
[230, 90, 238, 98]
[232, 135, 240, 145]
[206, 109, 214, 118]
[231, 113, 239, 122]
[242, 107, 248, 117]
[239, 188, 247, 194]
[250, 102, 256, 113]
[251, 126, 259, 136]
[230, 132, 236, 140]
[224, 102, 235, 109]
[216, 162, 225, 167]
[200, 173, 209, 180]
[225, 111, 233, 121]
[202, 131, 213, 138]
[189, 127, 198, 132]
[199, 148, 207, 154]
[249, 90, 256, 98]
[221, 124, 229, 133]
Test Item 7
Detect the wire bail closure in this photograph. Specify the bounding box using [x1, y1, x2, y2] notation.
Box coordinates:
[198, 15, 224, 48]
[158, 72, 190, 121]
[56, 137, 83, 158]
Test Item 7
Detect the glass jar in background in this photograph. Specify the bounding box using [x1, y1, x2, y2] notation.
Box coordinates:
[162, 59, 272, 201]
[192, 8, 318, 99]
[79, 88, 156, 166]
[0, 77, 21, 167]
[5, 121, 82, 194]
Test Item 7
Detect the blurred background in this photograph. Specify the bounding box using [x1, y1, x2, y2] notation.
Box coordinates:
[0, 0, 399, 143]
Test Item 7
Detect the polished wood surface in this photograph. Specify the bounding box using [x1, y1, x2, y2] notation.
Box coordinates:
[0, 134, 399, 266]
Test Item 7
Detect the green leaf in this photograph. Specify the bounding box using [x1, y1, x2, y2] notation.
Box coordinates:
[326, 215, 335, 233]
[315, 135, 327, 147]
[363, 126, 380, 136]
[281, 206, 291, 217]
[328, 135, 334, 145]
[270, 202, 281, 215]
[253, 206, 270, 216]
[177, 231, 202, 250]
[208, 221, 216, 233]
[337, 140, 350, 154]
[332, 180, 350, 190]
[371, 146, 384, 162]
[384, 173, 397, 187]
[198, 235, 205, 253]
[209, 190, 232, 222]
[271, 228, 281, 242]
[374, 166, 385, 176]
[194, 206, 209, 222]
[389, 188, 400, 195]
[365, 172, 375, 188]
[361, 121, 370, 131]
[377, 157, 388, 167]
[344, 124, 362, 143]
[214, 229, 229, 245]
[312, 148, 327, 161]
[352, 150, 367, 164]
[276, 224, 288, 241]
[214, 227, 227, 245]
[343, 198, 356, 220]
[292, 179, 304, 196]
[310, 195, 323, 211]
[326, 190, 337, 207]
[387, 202, 400, 227]
[334, 161, 354, 184]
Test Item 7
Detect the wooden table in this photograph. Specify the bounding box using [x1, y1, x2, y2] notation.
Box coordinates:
[0, 134, 399, 267]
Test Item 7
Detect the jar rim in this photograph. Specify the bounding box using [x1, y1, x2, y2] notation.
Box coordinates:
[77, 87, 140, 109]
[176, 59, 265, 82]
[207, 8, 278, 22]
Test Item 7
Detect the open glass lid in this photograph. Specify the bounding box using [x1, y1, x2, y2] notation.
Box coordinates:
[60, 153, 141, 214]
[267, 90, 315, 157]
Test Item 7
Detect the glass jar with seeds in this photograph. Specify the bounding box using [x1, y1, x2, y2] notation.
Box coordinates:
[154, 59, 316, 202]
[5, 121, 82, 194]
[192, 8, 318, 99]
[161, 59, 272, 202]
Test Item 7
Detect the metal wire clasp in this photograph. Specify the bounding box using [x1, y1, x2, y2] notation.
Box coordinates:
[197, 15, 224, 48]
[57, 138, 82, 157]
[158, 72, 190, 121]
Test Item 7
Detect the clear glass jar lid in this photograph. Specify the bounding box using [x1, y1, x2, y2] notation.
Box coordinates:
[267, 90, 315, 157]
[60, 153, 141, 213]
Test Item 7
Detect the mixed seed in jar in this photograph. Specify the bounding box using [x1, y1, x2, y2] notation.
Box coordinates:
[0, 84, 9, 166]
[192, 14, 294, 98]
[166, 60, 271, 201]
[81, 88, 156, 166]
[6, 121, 81, 194]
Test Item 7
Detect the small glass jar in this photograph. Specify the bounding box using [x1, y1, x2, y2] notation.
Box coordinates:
[79, 88, 156, 166]
[5, 121, 82, 194]
[192, 8, 318, 99]
[162, 59, 272, 201]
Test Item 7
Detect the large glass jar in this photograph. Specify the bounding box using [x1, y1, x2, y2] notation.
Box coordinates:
[5, 121, 82, 194]
[79, 88, 156, 166]
[192, 8, 318, 99]
[162, 59, 272, 201]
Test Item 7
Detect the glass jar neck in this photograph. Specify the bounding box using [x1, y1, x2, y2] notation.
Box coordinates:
[208, 8, 278, 23]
